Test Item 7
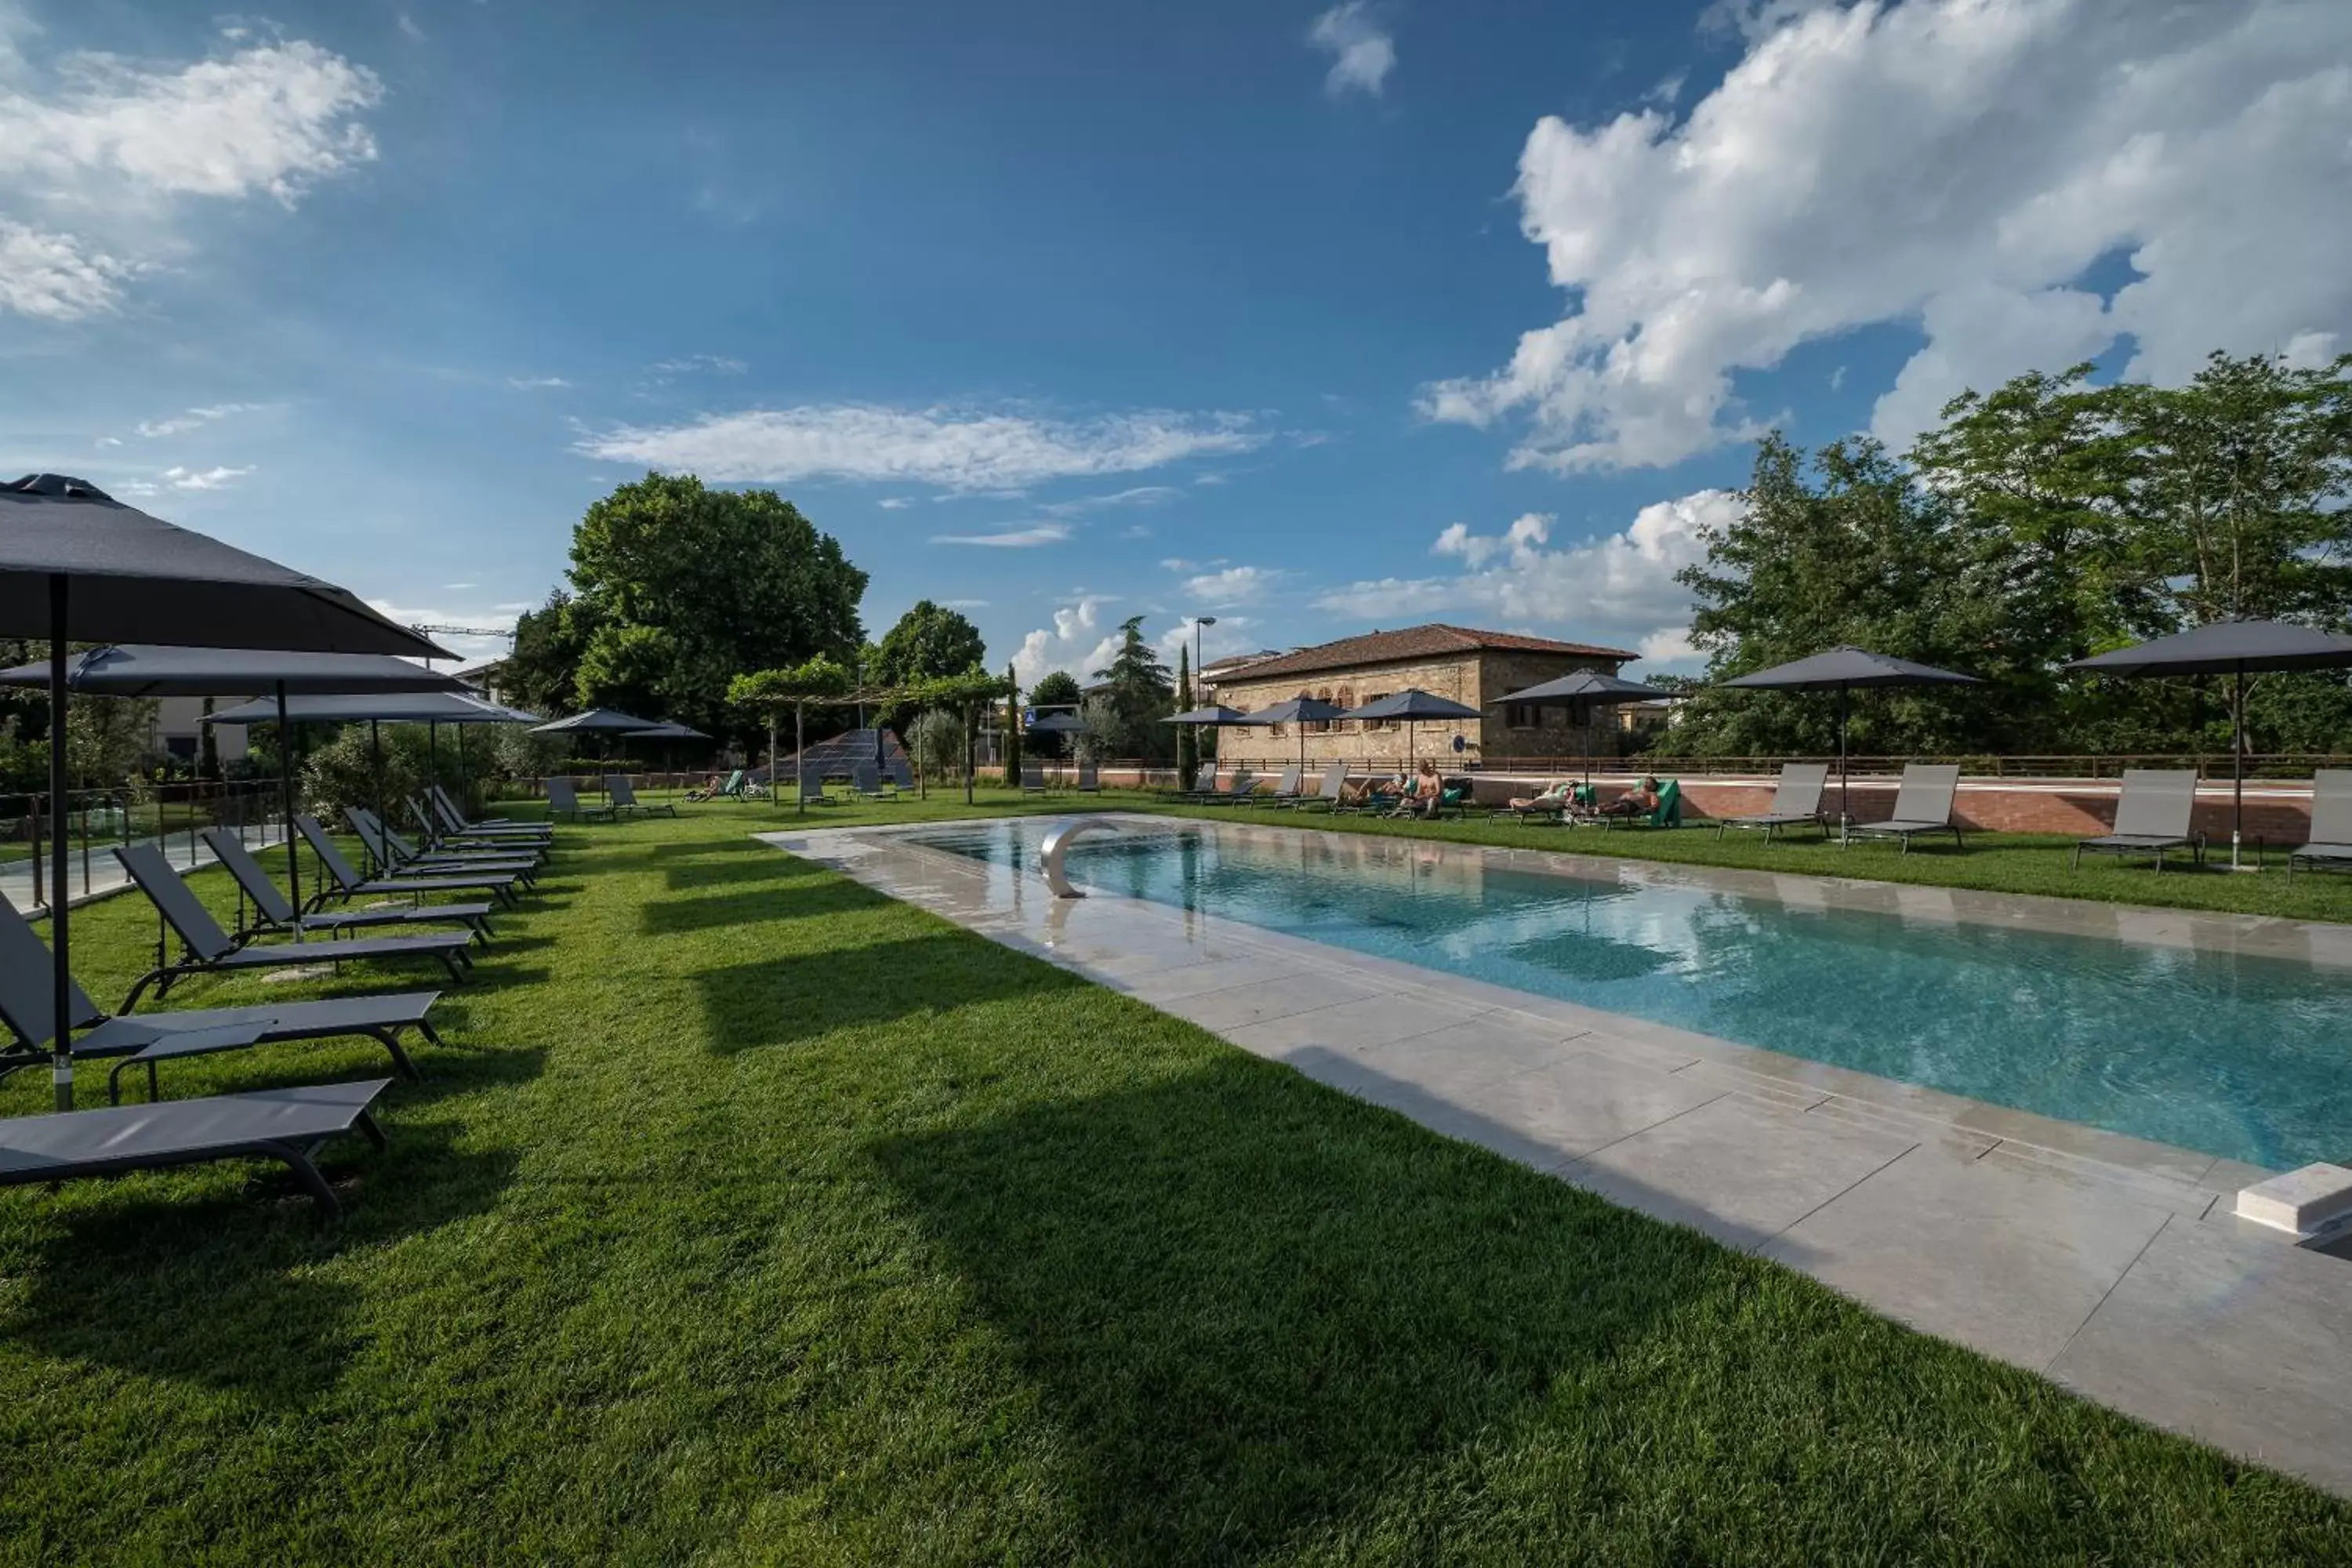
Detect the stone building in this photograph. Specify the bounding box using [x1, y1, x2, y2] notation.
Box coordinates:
[1202, 622, 1637, 767]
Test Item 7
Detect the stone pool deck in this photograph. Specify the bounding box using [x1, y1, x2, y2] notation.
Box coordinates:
[765, 813, 2352, 1498]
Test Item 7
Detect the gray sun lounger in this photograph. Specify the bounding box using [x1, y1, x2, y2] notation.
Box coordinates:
[2288, 770, 2352, 878]
[430, 785, 553, 840]
[0, 1078, 392, 1220]
[0, 893, 441, 1104]
[2073, 768, 2204, 871]
[348, 809, 539, 884]
[1843, 764, 1965, 853]
[1076, 760, 1101, 795]
[1716, 762, 1831, 841]
[604, 775, 677, 818]
[296, 815, 524, 909]
[1157, 763, 1218, 801]
[1257, 763, 1307, 805]
[414, 794, 547, 851]
[113, 842, 474, 1011]
[1287, 761, 1348, 810]
[1020, 761, 1048, 796]
[545, 775, 616, 823]
[203, 828, 493, 946]
[851, 761, 896, 802]
[1199, 768, 1259, 806]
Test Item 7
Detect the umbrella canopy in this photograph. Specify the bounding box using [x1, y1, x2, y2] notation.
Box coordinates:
[2066, 619, 2352, 867]
[0, 474, 448, 1112]
[1341, 688, 1484, 723]
[626, 719, 710, 740]
[0, 475, 447, 658]
[0, 644, 463, 698]
[1025, 711, 1089, 734]
[532, 707, 659, 734]
[1240, 695, 1349, 773]
[202, 691, 535, 724]
[1718, 646, 1980, 833]
[1164, 705, 1254, 726]
[1491, 670, 1679, 787]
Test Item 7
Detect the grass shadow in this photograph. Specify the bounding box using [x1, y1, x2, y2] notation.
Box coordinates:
[2, 1115, 520, 1404]
[642, 880, 897, 935]
[866, 1051, 1732, 1559]
[693, 931, 1090, 1052]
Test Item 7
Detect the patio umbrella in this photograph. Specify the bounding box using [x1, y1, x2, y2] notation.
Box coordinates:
[532, 707, 660, 786]
[1719, 646, 1980, 833]
[0, 644, 466, 901]
[2067, 619, 2352, 869]
[1492, 670, 1679, 789]
[0, 474, 446, 1109]
[624, 719, 712, 779]
[1165, 705, 1251, 726]
[1339, 688, 1483, 778]
[1238, 695, 1348, 775]
[204, 691, 539, 829]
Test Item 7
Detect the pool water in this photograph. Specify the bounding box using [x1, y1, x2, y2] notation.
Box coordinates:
[911, 819, 2352, 1170]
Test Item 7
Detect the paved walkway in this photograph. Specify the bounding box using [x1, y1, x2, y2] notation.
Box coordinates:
[768, 814, 2352, 1499]
[0, 819, 293, 914]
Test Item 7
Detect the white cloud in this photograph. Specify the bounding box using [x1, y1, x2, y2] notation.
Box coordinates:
[1180, 564, 1278, 606]
[364, 599, 520, 664]
[1316, 490, 1740, 670]
[939, 597, 989, 609]
[877, 495, 913, 510]
[576, 404, 1264, 491]
[1308, 2, 1396, 97]
[0, 31, 382, 319]
[1012, 595, 1120, 687]
[135, 401, 264, 438]
[648, 354, 747, 376]
[397, 13, 426, 42]
[162, 463, 252, 490]
[930, 523, 1070, 548]
[506, 375, 569, 390]
[444, 581, 477, 590]
[1424, 0, 2352, 470]
[1039, 484, 1181, 517]
[0, 220, 131, 319]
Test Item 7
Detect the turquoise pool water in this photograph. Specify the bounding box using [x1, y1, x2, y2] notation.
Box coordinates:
[910, 818, 2352, 1170]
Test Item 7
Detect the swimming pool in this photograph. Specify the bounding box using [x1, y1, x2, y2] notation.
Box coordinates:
[909, 818, 2352, 1170]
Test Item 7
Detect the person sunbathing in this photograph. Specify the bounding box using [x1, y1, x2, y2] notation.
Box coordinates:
[1599, 776, 1662, 818]
[1508, 780, 1571, 811]
[1395, 761, 1445, 818]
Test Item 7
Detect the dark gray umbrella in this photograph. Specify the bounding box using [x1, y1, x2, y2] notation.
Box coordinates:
[1719, 646, 1979, 832]
[205, 691, 539, 829]
[0, 474, 447, 1110]
[2067, 619, 2352, 869]
[0, 644, 466, 900]
[626, 720, 710, 740]
[532, 707, 658, 734]
[1340, 688, 1483, 776]
[1492, 670, 1678, 788]
[1239, 695, 1348, 773]
[1025, 711, 1088, 734]
[1164, 705, 1252, 726]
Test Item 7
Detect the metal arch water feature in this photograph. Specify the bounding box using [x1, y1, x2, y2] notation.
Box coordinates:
[1039, 818, 1120, 898]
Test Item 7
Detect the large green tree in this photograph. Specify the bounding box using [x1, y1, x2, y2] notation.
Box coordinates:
[567, 474, 867, 739]
[1091, 615, 1176, 761]
[1025, 670, 1083, 760]
[872, 601, 985, 689]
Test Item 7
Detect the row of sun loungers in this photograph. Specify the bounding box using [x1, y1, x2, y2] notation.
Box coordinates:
[0, 783, 568, 1220]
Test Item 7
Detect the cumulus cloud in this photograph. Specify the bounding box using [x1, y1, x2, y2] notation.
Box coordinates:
[136, 401, 265, 438]
[930, 523, 1070, 547]
[575, 404, 1264, 492]
[0, 29, 382, 319]
[1424, 0, 2352, 470]
[1315, 490, 1741, 669]
[162, 463, 252, 490]
[1309, 2, 1396, 97]
[877, 495, 913, 510]
[1012, 595, 1120, 686]
[1181, 564, 1278, 606]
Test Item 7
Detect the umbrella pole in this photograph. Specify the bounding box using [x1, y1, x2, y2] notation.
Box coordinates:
[371, 719, 386, 874]
[428, 721, 439, 819]
[2233, 664, 2246, 870]
[46, 578, 71, 1110]
[276, 681, 298, 913]
[1837, 684, 1850, 844]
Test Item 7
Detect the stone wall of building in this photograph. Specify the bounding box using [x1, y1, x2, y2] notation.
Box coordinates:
[1209, 650, 1622, 767]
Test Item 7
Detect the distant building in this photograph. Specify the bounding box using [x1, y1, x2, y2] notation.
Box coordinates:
[149, 697, 248, 768]
[1203, 622, 1636, 764]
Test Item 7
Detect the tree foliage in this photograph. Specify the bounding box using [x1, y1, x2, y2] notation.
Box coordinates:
[1091, 615, 1176, 760]
[553, 474, 866, 737]
[872, 601, 985, 690]
[1663, 350, 2352, 759]
[1024, 670, 1083, 760]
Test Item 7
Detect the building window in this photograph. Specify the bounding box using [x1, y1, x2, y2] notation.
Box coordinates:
[1269, 722, 1286, 738]
[1363, 691, 1393, 730]
[1309, 686, 1334, 734]
[1504, 702, 1539, 730]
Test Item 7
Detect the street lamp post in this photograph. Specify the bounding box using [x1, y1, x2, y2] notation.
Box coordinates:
[1192, 615, 1218, 777]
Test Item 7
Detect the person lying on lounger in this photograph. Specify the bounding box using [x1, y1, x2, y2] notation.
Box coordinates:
[1599, 776, 1662, 818]
[1508, 780, 1573, 811]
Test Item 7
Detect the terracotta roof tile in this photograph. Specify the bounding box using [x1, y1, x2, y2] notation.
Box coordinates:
[1216, 623, 1635, 684]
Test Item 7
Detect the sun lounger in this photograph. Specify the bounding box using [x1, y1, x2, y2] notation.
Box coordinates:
[0, 1077, 392, 1219]
[296, 815, 526, 910]
[851, 761, 897, 802]
[1020, 761, 1047, 796]
[0, 895, 441, 1103]
[1290, 761, 1349, 811]
[888, 756, 915, 790]
[545, 775, 615, 823]
[1076, 760, 1101, 794]
[430, 785, 554, 840]
[348, 810, 540, 884]
[1599, 779, 1683, 830]
[112, 842, 474, 1011]
[2287, 770, 2352, 877]
[796, 770, 831, 806]
[1157, 764, 1218, 801]
[1259, 764, 1306, 804]
[1198, 768, 1258, 806]
[685, 769, 742, 803]
[1715, 763, 1831, 841]
[408, 797, 545, 860]
[1490, 780, 1581, 822]
[2074, 768, 2203, 871]
[1845, 764, 1963, 853]
[604, 775, 677, 818]
[203, 828, 492, 947]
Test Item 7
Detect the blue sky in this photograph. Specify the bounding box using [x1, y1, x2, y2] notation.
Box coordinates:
[4, 0, 2347, 684]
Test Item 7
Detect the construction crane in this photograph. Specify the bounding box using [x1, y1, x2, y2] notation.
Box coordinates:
[408, 622, 517, 648]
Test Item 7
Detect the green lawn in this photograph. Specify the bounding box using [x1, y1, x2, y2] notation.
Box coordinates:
[1, 797, 2347, 1563]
